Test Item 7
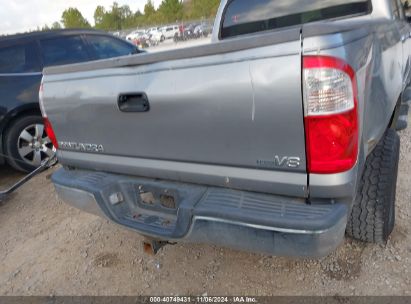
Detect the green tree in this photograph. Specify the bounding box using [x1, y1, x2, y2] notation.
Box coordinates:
[158, 0, 183, 23]
[58, 0, 219, 32]
[94, 5, 106, 28]
[120, 5, 133, 20]
[61, 8, 91, 28]
[107, 2, 122, 30]
[144, 0, 156, 17]
[135, 9, 143, 18]
[184, 0, 219, 19]
[130, 9, 145, 28]
[51, 22, 62, 29]
[122, 6, 139, 28]
[143, 0, 157, 24]
[95, 2, 136, 31]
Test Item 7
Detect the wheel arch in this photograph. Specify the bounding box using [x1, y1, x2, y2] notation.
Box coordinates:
[1, 103, 41, 153]
[388, 94, 403, 130]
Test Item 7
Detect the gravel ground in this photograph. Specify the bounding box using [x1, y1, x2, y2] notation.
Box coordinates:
[0, 121, 410, 296]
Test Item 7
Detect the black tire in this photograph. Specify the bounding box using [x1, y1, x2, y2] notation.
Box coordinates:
[347, 129, 400, 243]
[4, 115, 55, 173]
[396, 104, 409, 131]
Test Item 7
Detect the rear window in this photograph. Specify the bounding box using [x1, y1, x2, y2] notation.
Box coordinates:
[40, 36, 90, 67]
[221, 0, 372, 39]
[0, 42, 40, 73]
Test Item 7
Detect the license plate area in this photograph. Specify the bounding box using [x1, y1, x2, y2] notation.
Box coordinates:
[101, 179, 207, 238]
[135, 184, 180, 215]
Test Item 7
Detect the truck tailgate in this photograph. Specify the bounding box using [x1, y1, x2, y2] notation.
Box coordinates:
[42, 29, 308, 197]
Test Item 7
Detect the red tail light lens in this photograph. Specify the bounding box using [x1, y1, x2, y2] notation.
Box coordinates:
[303, 56, 358, 174]
[43, 117, 59, 149]
[40, 83, 59, 149]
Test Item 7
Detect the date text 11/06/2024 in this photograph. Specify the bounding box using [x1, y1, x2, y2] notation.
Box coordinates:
[149, 296, 258, 303]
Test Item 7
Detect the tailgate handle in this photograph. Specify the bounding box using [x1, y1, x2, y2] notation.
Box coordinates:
[118, 93, 150, 113]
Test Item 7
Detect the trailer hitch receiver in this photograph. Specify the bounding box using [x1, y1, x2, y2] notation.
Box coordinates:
[143, 238, 173, 255]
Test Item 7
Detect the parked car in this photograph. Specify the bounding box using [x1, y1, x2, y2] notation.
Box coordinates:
[128, 32, 150, 49]
[183, 23, 197, 39]
[148, 29, 165, 44]
[0, 29, 142, 172]
[147, 27, 161, 35]
[173, 23, 196, 42]
[194, 22, 213, 38]
[126, 30, 145, 41]
[161, 25, 179, 40]
[41, 0, 410, 257]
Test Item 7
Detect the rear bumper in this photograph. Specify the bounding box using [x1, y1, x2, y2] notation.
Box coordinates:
[52, 168, 348, 257]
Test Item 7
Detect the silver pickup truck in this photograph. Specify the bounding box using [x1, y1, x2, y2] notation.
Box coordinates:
[41, 0, 410, 257]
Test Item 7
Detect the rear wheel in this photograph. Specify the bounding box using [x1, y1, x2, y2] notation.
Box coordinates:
[347, 129, 400, 243]
[396, 104, 409, 131]
[4, 115, 56, 172]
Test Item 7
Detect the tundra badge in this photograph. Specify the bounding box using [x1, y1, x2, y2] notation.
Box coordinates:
[59, 141, 105, 153]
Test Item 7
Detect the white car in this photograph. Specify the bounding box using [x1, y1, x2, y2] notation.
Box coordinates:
[147, 27, 160, 33]
[161, 25, 179, 39]
[147, 28, 165, 43]
[126, 30, 144, 41]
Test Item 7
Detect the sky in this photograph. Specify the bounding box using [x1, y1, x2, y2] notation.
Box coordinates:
[0, 0, 162, 35]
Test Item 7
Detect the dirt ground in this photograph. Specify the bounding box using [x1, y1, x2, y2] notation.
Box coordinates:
[0, 122, 410, 296]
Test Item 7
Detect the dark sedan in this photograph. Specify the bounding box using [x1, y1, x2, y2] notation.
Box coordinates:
[0, 29, 141, 172]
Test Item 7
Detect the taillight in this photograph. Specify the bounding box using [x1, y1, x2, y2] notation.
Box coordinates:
[43, 117, 59, 148]
[303, 56, 358, 174]
[39, 82, 59, 148]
